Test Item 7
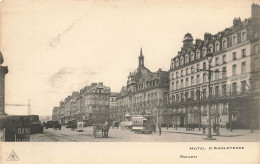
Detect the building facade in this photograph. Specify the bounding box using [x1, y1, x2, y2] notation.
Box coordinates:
[52, 82, 111, 124]
[109, 92, 120, 121]
[83, 82, 111, 123]
[169, 4, 260, 129]
[116, 49, 169, 124]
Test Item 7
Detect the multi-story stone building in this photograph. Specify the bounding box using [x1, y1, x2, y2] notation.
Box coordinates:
[52, 106, 59, 121]
[52, 101, 65, 124]
[169, 4, 260, 129]
[59, 101, 65, 124]
[250, 3, 260, 129]
[117, 49, 169, 123]
[52, 82, 111, 124]
[70, 92, 80, 121]
[109, 92, 120, 121]
[82, 82, 111, 123]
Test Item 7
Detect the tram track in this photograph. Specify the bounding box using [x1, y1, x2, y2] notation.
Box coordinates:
[43, 130, 80, 142]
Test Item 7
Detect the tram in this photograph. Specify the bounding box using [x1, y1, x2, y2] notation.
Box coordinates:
[131, 115, 155, 134]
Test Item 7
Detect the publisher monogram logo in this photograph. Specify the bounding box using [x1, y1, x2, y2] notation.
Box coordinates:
[7, 150, 19, 161]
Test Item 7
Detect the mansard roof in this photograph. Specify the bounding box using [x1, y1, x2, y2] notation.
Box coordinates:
[171, 16, 252, 63]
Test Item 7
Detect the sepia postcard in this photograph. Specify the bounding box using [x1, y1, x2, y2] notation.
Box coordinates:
[0, 0, 260, 163]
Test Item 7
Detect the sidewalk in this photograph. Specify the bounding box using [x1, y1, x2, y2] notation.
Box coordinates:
[161, 127, 260, 137]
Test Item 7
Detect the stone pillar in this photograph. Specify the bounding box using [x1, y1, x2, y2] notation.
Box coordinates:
[0, 51, 8, 115]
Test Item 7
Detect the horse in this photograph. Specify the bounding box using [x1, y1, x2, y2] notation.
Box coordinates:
[101, 122, 110, 138]
[93, 122, 111, 138]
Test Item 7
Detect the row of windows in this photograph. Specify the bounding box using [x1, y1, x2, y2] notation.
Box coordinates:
[134, 92, 158, 103]
[231, 48, 247, 61]
[171, 63, 227, 81]
[133, 80, 159, 92]
[171, 67, 227, 90]
[110, 97, 117, 102]
[171, 80, 248, 102]
[86, 94, 110, 99]
[171, 63, 205, 80]
[171, 61, 248, 90]
[232, 62, 247, 76]
[171, 30, 248, 69]
[92, 88, 109, 93]
[85, 100, 109, 105]
[171, 47, 249, 80]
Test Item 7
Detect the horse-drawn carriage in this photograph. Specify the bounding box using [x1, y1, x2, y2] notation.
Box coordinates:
[93, 122, 110, 138]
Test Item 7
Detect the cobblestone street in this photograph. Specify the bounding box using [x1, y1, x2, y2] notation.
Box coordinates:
[30, 126, 260, 142]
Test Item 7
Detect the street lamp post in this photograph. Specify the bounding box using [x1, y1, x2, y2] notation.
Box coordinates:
[250, 79, 254, 133]
[205, 52, 215, 140]
[228, 84, 233, 132]
[198, 91, 203, 131]
[245, 77, 255, 133]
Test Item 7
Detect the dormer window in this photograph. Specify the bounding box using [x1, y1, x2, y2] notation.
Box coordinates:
[215, 41, 220, 52]
[196, 50, 200, 59]
[202, 47, 207, 57]
[176, 59, 179, 67]
[191, 52, 194, 61]
[171, 60, 175, 69]
[180, 57, 184, 65]
[232, 34, 237, 45]
[222, 38, 227, 49]
[241, 30, 247, 42]
[185, 54, 189, 64]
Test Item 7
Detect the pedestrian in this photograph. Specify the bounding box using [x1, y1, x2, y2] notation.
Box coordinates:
[116, 122, 119, 129]
[226, 122, 229, 130]
[158, 123, 161, 136]
[166, 123, 169, 130]
[202, 126, 206, 134]
[213, 124, 216, 133]
[216, 126, 220, 136]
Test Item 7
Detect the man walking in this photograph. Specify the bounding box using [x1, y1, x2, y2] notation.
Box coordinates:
[202, 126, 206, 134]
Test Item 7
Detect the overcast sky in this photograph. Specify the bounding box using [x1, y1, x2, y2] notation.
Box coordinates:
[1, 0, 257, 116]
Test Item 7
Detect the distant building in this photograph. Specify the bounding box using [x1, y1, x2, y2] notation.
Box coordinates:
[52, 82, 111, 124]
[82, 82, 111, 123]
[70, 92, 80, 121]
[169, 4, 260, 129]
[52, 106, 59, 121]
[117, 49, 169, 123]
[109, 92, 120, 121]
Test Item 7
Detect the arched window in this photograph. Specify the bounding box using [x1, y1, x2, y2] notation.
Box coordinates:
[176, 59, 179, 67]
[215, 41, 220, 52]
[180, 56, 184, 65]
[222, 38, 227, 49]
[185, 54, 189, 64]
[232, 34, 237, 45]
[202, 46, 207, 57]
[196, 50, 200, 59]
[241, 29, 247, 42]
[190, 52, 194, 61]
